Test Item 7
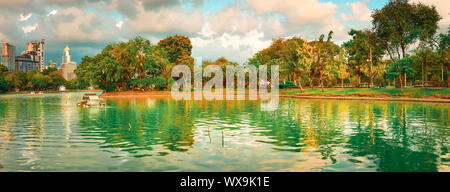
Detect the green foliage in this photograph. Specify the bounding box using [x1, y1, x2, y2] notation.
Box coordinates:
[150, 77, 168, 90]
[43, 67, 58, 76]
[75, 36, 179, 92]
[372, 0, 440, 55]
[385, 56, 415, 82]
[0, 65, 8, 74]
[430, 74, 443, 86]
[0, 69, 67, 92]
[279, 80, 298, 89]
[157, 35, 192, 63]
[0, 74, 8, 92]
[31, 73, 47, 90]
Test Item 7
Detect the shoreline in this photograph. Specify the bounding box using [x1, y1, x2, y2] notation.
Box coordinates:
[2, 90, 103, 94]
[99, 90, 450, 104]
[280, 95, 450, 103]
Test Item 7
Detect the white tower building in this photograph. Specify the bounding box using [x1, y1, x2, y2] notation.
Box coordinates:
[59, 45, 77, 81]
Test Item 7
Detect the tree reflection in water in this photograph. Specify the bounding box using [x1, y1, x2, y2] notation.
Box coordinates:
[75, 96, 449, 171]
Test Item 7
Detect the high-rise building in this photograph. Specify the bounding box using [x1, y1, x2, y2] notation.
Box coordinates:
[21, 40, 44, 72]
[15, 54, 39, 73]
[59, 45, 77, 80]
[1, 43, 16, 72]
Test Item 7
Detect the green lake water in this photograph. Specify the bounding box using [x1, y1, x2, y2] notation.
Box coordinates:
[0, 92, 448, 172]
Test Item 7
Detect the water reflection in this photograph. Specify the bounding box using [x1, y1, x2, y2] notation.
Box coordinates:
[0, 92, 448, 171]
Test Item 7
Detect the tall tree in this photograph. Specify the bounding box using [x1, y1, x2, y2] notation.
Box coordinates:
[158, 35, 193, 63]
[372, 0, 441, 88]
[295, 40, 313, 92]
[344, 29, 384, 88]
[437, 28, 450, 87]
[309, 31, 340, 91]
[335, 49, 350, 88]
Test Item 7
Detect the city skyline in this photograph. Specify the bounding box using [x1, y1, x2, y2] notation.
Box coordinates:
[0, 0, 448, 65]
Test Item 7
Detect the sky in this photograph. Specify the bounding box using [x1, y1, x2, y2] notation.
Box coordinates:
[0, 0, 449, 66]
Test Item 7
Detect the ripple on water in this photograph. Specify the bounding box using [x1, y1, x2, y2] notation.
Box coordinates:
[0, 93, 448, 171]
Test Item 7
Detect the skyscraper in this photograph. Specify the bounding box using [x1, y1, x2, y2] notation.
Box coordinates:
[21, 40, 45, 72]
[1, 43, 16, 72]
[59, 45, 77, 80]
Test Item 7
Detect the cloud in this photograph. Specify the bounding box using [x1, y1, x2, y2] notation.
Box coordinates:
[246, 0, 338, 25]
[40, 7, 119, 42]
[19, 13, 32, 21]
[411, 0, 450, 28]
[116, 20, 124, 29]
[47, 9, 58, 16]
[192, 29, 271, 63]
[341, 0, 371, 22]
[0, 0, 33, 6]
[123, 5, 203, 35]
[22, 23, 38, 33]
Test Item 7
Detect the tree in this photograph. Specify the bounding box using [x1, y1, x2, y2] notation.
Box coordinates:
[43, 67, 58, 76]
[413, 46, 437, 86]
[15, 71, 27, 90]
[295, 40, 313, 92]
[75, 56, 94, 89]
[0, 65, 8, 74]
[4, 72, 17, 91]
[336, 49, 350, 88]
[309, 31, 340, 91]
[31, 72, 47, 90]
[344, 29, 384, 88]
[0, 74, 8, 92]
[49, 71, 66, 90]
[248, 36, 309, 91]
[158, 35, 192, 63]
[437, 28, 450, 87]
[385, 56, 415, 87]
[372, 0, 441, 88]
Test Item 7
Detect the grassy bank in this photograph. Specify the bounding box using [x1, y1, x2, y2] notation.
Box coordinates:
[281, 88, 450, 99]
[99, 88, 450, 100]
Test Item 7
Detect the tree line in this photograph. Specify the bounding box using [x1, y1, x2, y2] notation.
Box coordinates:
[248, 0, 449, 92]
[1, 0, 448, 93]
[0, 65, 76, 92]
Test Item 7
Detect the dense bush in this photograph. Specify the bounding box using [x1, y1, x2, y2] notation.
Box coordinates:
[279, 80, 298, 89]
[128, 77, 167, 91]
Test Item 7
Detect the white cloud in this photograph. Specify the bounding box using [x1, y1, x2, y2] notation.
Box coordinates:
[42, 7, 119, 42]
[411, 0, 450, 28]
[219, 30, 271, 52]
[19, 13, 32, 21]
[246, 0, 338, 25]
[191, 29, 271, 63]
[124, 5, 203, 34]
[341, 0, 371, 22]
[21, 23, 37, 33]
[116, 20, 123, 29]
[191, 36, 213, 47]
[47, 9, 58, 16]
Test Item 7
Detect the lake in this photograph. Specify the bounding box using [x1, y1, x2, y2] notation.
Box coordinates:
[0, 92, 448, 172]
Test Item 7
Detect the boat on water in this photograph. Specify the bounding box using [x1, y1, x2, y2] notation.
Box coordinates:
[77, 93, 106, 108]
[28, 91, 44, 96]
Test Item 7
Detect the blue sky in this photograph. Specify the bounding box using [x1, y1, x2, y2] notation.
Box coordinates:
[0, 0, 448, 66]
